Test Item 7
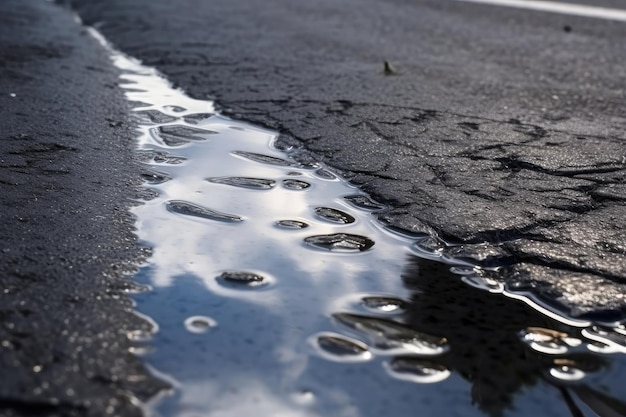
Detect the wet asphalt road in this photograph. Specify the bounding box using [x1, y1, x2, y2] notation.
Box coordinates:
[0, 0, 625, 415]
[66, 0, 626, 315]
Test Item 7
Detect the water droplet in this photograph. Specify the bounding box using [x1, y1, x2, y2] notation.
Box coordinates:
[217, 271, 269, 289]
[332, 313, 448, 355]
[135, 110, 179, 124]
[184, 316, 216, 334]
[344, 195, 385, 211]
[304, 234, 374, 252]
[311, 333, 372, 362]
[314, 207, 355, 224]
[183, 113, 213, 125]
[362, 296, 407, 313]
[141, 171, 171, 184]
[315, 168, 337, 180]
[520, 327, 582, 354]
[232, 151, 295, 166]
[207, 176, 276, 190]
[166, 200, 243, 223]
[276, 220, 309, 229]
[150, 125, 217, 147]
[282, 179, 311, 190]
[385, 357, 451, 384]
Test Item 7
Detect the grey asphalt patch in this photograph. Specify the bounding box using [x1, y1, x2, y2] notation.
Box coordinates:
[0, 1, 168, 415]
[64, 0, 626, 317]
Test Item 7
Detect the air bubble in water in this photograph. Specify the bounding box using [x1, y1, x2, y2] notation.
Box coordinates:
[304, 234, 374, 252]
[207, 177, 276, 190]
[184, 316, 216, 334]
[165, 200, 243, 223]
[314, 207, 355, 224]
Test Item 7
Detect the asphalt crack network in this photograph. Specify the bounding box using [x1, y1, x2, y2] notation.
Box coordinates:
[220, 97, 626, 316]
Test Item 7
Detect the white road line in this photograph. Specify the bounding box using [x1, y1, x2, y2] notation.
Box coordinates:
[454, 0, 626, 22]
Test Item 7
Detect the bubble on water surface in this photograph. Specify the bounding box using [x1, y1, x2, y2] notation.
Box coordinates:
[165, 200, 243, 223]
[207, 176, 276, 190]
[232, 151, 295, 167]
[333, 312, 448, 355]
[344, 195, 385, 211]
[314, 207, 355, 224]
[282, 179, 311, 190]
[304, 234, 374, 252]
[184, 316, 216, 334]
[362, 296, 407, 313]
[385, 357, 451, 384]
[311, 333, 372, 362]
[276, 220, 309, 229]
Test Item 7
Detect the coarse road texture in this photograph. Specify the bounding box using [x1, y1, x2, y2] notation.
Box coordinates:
[65, 0, 626, 317]
[0, 1, 168, 416]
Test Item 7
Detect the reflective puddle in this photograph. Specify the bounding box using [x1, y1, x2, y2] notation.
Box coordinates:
[91, 30, 626, 417]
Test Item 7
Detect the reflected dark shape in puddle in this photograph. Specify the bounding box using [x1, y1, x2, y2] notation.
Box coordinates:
[275, 220, 309, 229]
[232, 150, 295, 167]
[314, 207, 355, 224]
[141, 170, 171, 184]
[183, 113, 213, 125]
[165, 200, 243, 223]
[344, 194, 385, 211]
[150, 125, 217, 146]
[207, 176, 276, 190]
[135, 109, 179, 124]
[397, 256, 613, 416]
[304, 233, 374, 252]
[333, 312, 448, 355]
[361, 296, 407, 313]
[282, 179, 311, 190]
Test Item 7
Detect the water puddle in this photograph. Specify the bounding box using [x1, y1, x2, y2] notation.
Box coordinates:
[90, 30, 626, 417]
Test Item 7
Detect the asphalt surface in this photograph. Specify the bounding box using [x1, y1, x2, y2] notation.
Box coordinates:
[0, 1, 167, 416]
[1, 0, 625, 415]
[64, 0, 626, 316]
